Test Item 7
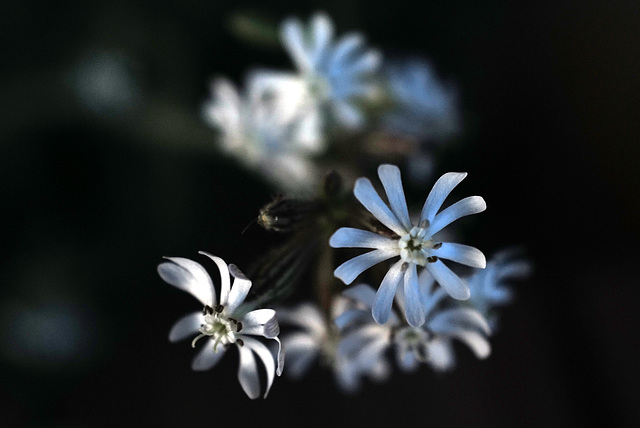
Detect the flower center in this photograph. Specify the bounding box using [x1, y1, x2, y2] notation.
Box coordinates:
[304, 74, 331, 102]
[191, 306, 243, 351]
[398, 227, 434, 266]
[395, 326, 433, 362]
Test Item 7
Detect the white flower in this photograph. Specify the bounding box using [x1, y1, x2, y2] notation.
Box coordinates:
[338, 280, 491, 374]
[202, 70, 323, 192]
[393, 272, 492, 372]
[467, 249, 532, 329]
[279, 298, 389, 393]
[382, 58, 460, 141]
[157, 252, 284, 399]
[330, 164, 486, 327]
[280, 12, 381, 129]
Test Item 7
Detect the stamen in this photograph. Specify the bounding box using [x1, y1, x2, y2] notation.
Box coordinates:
[236, 338, 244, 347]
[191, 333, 206, 348]
[427, 256, 438, 263]
[214, 304, 224, 313]
[236, 322, 243, 332]
[203, 305, 213, 315]
[432, 242, 442, 249]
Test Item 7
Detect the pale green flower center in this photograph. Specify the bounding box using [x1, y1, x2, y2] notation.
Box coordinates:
[191, 308, 242, 351]
[395, 326, 432, 362]
[398, 227, 434, 266]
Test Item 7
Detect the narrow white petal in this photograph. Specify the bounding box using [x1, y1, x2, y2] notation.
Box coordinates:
[329, 33, 365, 72]
[427, 196, 486, 236]
[426, 259, 470, 300]
[372, 260, 405, 325]
[198, 252, 231, 306]
[433, 243, 486, 268]
[242, 337, 277, 398]
[396, 346, 419, 372]
[404, 263, 426, 327]
[343, 283, 378, 308]
[420, 172, 467, 223]
[378, 164, 413, 231]
[310, 12, 334, 64]
[168, 311, 202, 343]
[241, 309, 279, 338]
[226, 264, 252, 314]
[283, 337, 318, 378]
[334, 248, 397, 285]
[273, 336, 285, 376]
[191, 339, 225, 371]
[329, 227, 398, 250]
[158, 258, 215, 307]
[334, 309, 370, 330]
[429, 308, 491, 336]
[427, 338, 456, 371]
[237, 344, 261, 399]
[449, 330, 491, 359]
[277, 303, 325, 334]
[280, 18, 312, 72]
[342, 50, 382, 75]
[354, 177, 407, 236]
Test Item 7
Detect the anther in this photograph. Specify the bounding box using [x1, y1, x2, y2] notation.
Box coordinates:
[214, 304, 224, 313]
[203, 305, 213, 315]
[432, 243, 442, 249]
[236, 322, 243, 332]
[236, 339, 244, 347]
[427, 256, 438, 263]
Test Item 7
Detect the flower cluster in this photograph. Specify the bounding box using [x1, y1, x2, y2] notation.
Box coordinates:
[157, 10, 529, 399]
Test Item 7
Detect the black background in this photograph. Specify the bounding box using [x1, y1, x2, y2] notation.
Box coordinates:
[1, 0, 639, 426]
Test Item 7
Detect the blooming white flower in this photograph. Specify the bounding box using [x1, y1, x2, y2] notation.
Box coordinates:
[467, 249, 532, 329]
[280, 12, 381, 130]
[330, 164, 486, 327]
[382, 58, 460, 141]
[202, 70, 323, 192]
[157, 252, 284, 399]
[337, 280, 491, 374]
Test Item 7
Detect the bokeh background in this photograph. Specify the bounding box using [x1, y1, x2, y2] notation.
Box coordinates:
[1, 0, 639, 426]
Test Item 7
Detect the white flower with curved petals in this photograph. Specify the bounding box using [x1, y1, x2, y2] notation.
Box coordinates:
[338, 281, 491, 374]
[280, 12, 381, 130]
[157, 252, 284, 399]
[330, 164, 486, 327]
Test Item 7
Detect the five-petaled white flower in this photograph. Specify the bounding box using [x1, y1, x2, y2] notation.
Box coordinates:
[330, 164, 486, 327]
[157, 252, 284, 399]
[280, 12, 381, 130]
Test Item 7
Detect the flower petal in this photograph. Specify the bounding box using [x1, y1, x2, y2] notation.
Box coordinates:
[277, 303, 325, 334]
[372, 260, 405, 325]
[158, 257, 215, 307]
[241, 309, 280, 338]
[449, 330, 491, 359]
[329, 227, 398, 250]
[310, 13, 334, 64]
[329, 33, 364, 71]
[192, 339, 225, 371]
[280, 18, 312, 71]
[378, 164, 413, 231]
[427, 338, 456, 371]
[404, 263, 426, 327]
[343, 283, 378, 309]
[427, 196, 486, 236]
[168, 311, 202, 343]
[354, 177, 407, 236]
[281, 333, 318, 378]
[226, 264, 252, 314]
[198, 252, 230, 307]
[425, 259, 470, 300]
[429, 308, 492, 336]
[420, 172, 467, 223]
[433, 243, 486, 268]
[237, 343, 261, 399]
[334, 248, 397, 285]
[241, 337, 277, 398]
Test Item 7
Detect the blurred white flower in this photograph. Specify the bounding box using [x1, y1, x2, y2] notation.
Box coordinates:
[394, 271, 491, 372]
[383, 58, 460, 141]
[280, 12, 381, 130]
[330, 164, 486, 326]
[337, 280, 491, 375]
[157, 252, 284, 399]
[202, 70, 323, 193]
[467, 249, 532, 329]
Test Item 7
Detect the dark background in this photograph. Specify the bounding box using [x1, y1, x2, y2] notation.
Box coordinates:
[1, 0, 639, 426]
